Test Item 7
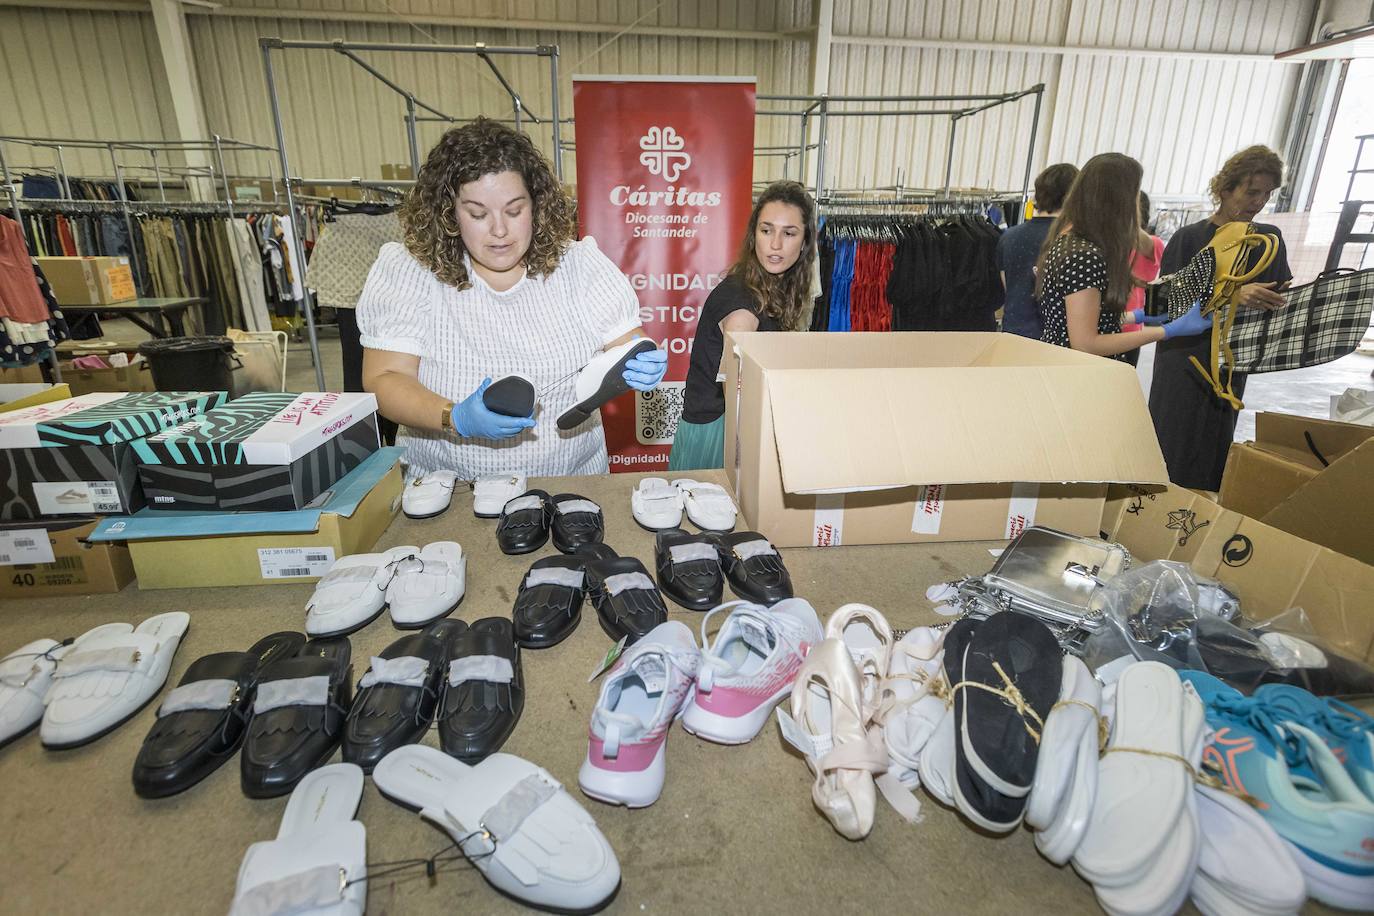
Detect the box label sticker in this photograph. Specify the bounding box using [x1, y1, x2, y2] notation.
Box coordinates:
[33, 481, 124, 515]
[812, 493, 845, 546]
[257, 547, 336, 579]
[0, 529, 55, 566]
[5, 556, 86, 589]
[1005, 482, 1040, 540]
[912, 484, 945, 534]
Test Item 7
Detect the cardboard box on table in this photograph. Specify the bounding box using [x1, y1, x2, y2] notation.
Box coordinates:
[1101, 483, 1374, 665]
[59, 362, 157, 397]
[0, 516, 134, 599]
[133, 392, 381, 512]
[36, 256, 136, 305]
[724, 331, 1168, 548]
[1217, 412, 1374, 566]
[0, 391, 227, 520]
[89, 447, 403, 589]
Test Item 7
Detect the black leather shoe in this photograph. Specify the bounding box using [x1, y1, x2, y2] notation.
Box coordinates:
[437, 618, 524, 763]
[550, 493, 604, 554]
[240, 636, 353, 798]
[512, 555, 586, 649]
[132, 631, 304, 799]
[483, 375, 536, 417]
[341, 621, 462, 773]
[654, 528, 723, 611]
[714, 531, 794, 605]
[586, 553, 669, 644]
[496, 489, 552, 555]
[557, 337, 656, 430]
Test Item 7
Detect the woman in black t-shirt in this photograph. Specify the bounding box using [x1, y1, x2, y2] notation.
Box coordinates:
[669, 180, 817, 470]
[1035, 153, 1209, 360]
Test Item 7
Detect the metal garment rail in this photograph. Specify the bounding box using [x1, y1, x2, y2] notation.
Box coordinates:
[754, 84, 1045, 208]
[259, 37, 562, 389]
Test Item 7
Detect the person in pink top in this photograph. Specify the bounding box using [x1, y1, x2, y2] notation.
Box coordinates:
[1120, 191, 1165, 366]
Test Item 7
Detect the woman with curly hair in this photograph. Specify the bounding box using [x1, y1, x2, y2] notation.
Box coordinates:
[357, 118, 667, 478]
[1148, 145, 1293, 492]
[669, 180, 817, 470]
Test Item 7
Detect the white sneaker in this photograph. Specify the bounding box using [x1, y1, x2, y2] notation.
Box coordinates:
[579, 620, 700, 808]
[680, 598, 822, 745]
[473, 473, 527, 519]
[402, 470, 459, 519]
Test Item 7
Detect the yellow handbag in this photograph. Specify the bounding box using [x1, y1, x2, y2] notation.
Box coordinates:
[1187, 221, 1278, 410]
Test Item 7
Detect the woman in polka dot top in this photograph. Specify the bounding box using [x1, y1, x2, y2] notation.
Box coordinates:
[1033, 153, 1209, 361]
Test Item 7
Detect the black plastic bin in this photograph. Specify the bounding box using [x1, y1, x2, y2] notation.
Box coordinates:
[138, 336, 237, 392]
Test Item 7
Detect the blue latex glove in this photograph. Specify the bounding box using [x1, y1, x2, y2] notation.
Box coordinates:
[1126, 308, 1170, 327]
[622, 346, 668, 392]
[451, 378, 536, 439]
[1162, 302, 1212, 339]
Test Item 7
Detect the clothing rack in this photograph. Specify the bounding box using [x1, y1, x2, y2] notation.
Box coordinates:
[754, 85, 1045, 211]
[259, 37, 562, 389]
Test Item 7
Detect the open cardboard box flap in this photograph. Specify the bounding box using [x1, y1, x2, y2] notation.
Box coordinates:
[1255, 411, 1374, 464]
[1260, 438, 1374, 567]
[760, 333, 1168, 494]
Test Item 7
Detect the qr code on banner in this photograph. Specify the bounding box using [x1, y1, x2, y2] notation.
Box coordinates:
[635, 381, 685, 445]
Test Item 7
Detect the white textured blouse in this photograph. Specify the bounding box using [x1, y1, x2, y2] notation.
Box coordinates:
[357, 237, 641, 478]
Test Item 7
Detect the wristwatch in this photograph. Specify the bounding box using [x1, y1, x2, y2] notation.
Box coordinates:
[440, 401, 456, 432]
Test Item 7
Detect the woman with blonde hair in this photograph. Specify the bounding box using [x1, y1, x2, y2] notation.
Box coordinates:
[357, 118, 668, 479]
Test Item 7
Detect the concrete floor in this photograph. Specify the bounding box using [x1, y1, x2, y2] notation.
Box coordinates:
[80, 317, 1374, 444]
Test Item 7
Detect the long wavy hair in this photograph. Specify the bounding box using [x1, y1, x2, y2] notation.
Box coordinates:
[727, 181, 817, 330]
[400, 118, 576, 289]
[1034, 152, 1143, 310]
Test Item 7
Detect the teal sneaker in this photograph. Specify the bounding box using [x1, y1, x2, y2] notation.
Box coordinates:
[1180, 670, 1374, 911]
[1257, 683, 1374, 805]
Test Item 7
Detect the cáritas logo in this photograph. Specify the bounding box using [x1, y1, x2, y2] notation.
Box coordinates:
[638, 126, 691, 181]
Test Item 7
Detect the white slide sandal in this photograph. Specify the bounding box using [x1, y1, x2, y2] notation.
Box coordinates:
[41, 613, 190, 749]
[474, 474, 528, 519]
[1190, 784, 1307, 916]
[402, 470, 459, 520]
[0, 637, 63, 748]
[630, 477, 684, 531]
[387, 541, 466, 629]
[1073, 662, 1190, 888]
[305, 547, 412, 637]
[1034, 719, 1100, 866]
[1026, 656, 1101, 831]
[670, 479, 737, 532]
[230, 762, 367, 916]
[372, 744, 621, 914]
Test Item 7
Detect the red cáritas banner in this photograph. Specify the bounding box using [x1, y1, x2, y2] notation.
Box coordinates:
[573, 77, 756, 472]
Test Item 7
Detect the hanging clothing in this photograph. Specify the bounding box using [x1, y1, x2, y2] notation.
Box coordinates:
[229, 219, 271, 332]
[307, 212, 404, 308]
[1148, 219, 1292, 492]
[0, 258, 69, 367]
[0, 216, 52, 324]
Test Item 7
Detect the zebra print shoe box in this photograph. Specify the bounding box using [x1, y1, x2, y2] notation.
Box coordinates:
[133, 392, 381, 511]
[0, 391, 227, 521]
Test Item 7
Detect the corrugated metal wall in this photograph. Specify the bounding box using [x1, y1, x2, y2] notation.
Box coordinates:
[0, 7, 177, 176]
[0, 0, 1317, 200]
[821, 0, 1315, 199]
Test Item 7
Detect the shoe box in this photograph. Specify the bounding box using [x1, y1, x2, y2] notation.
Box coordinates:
[1, 382, 70, 415]
[1101, 482, 1374, 666]
[132, 392, 381, 512]
[89, 447, 404, 589]
[724, 331, 1167, 548]
[1216, 412, 1374, 566]
[0, 516, 135, 599]
[0, 391, 227, 521]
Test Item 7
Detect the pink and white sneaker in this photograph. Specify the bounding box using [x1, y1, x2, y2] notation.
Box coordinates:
[579, 620, 700, 808]
[680, 598, 822, 745]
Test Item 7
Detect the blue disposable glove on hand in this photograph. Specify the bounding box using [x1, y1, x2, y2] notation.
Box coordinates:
[1162, 301, 1212, 340]
[451, 378, 536, 440]
[622, 346, 668, 392]
[1126, 308, 1170, 327]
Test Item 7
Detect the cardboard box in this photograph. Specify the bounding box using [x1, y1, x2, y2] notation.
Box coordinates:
[90, 447, 403, 589]
[133, 392, 380, 511]
[724, 331, 1168, 547]
[59, 362, 157, 397]
[0, 364, 45, 384]
[1103, 483, 1374, 664]
[36, 256, 136, 305]
[1218, 412, 1374, 565]
[0, 517, 135, 598]
[0, 391, 226, 520]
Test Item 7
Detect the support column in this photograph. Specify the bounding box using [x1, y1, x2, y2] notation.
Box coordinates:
[805, 0, 833, 193]
[149, 0, 213, 197]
